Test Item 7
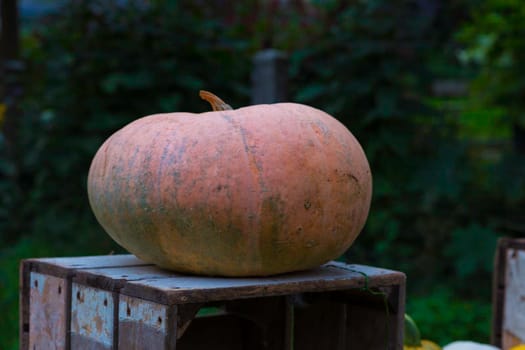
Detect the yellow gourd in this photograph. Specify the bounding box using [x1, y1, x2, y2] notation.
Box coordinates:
[510, 345, 525, 350]
[404, 338, 441, 349]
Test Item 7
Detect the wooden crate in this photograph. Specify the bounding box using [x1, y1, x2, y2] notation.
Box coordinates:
[20, 255, 406, 350]
[493, 238, 525, 349]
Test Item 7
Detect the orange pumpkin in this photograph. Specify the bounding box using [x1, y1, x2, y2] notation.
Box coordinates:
[87, 91, 372, 276]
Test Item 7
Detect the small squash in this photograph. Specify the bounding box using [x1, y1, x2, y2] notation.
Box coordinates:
[404, 314, 442, 350]
[88, 91, 372, 276]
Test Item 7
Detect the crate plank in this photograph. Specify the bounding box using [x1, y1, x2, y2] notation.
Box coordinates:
[71, 284, 115, 350]
[20, 259, 31, 350]
[176, 303, 204, 339]
[120, 263, 404, 305]
[73, 265, 174, 292]
[118, 295, 177, 350]
[26, 254, 149, 278]
[503, 248, 525, 345]
[28, 273, 68, 350]
[492, 238, 525, 349]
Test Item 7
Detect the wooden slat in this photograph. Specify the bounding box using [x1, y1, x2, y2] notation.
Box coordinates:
[502, 247, 525, 347]
[492, 238, 525, 349]
[492, 237, 508, 347]
[118, 295, 176, 350]
[19, 258, 31, 350]
[120, 263, 405, 305]
[176, 303, 203, 339]
[391, 283, 406, 350]
[70, 284, 115, 350]
[28, 273, 68, 350]
[73, 265, 173, 292]
[24, 254, 149, 278]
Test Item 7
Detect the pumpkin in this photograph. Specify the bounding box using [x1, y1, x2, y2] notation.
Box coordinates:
[87, 91, 372, 276]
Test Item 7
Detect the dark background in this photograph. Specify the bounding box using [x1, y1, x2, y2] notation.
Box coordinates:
[2, 1, 525, 348]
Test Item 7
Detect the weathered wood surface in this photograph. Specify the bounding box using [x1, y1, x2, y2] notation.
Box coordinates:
[61, 256, 403, 304]
[118, 261, 404, 305]
[118, 295, 177, 350]
[20, 254, 149, 349]
[28, 273, 68, 350]
[73, 265, 173, 292]
[70, 284, 115, 350]
[176, 303, 203, 339]
[21, 254, 406, 350]
[492, 238, 525, 349]
[503, 246, 525, 348]
[25, 254, 148, 278]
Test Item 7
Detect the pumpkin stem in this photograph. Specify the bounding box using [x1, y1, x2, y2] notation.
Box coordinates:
[199, 90, 233, 111]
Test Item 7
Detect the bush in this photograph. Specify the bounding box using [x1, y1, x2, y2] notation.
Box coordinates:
[407, 288, 493, 346]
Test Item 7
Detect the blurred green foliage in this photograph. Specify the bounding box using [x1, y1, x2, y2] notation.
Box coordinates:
[408, 287, 493, 345]
[458, 0, 525, 128]
[1, 0, 525, 348]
